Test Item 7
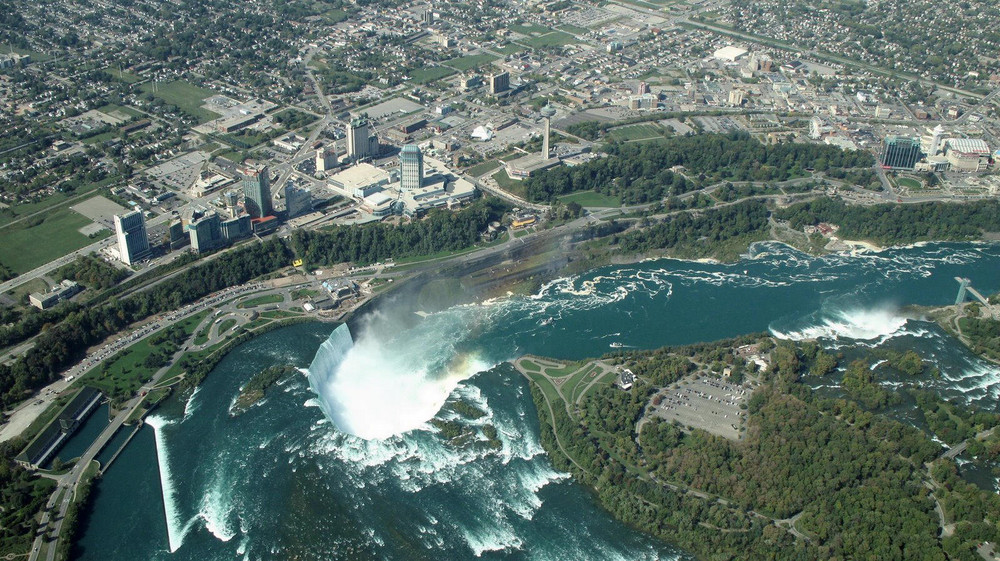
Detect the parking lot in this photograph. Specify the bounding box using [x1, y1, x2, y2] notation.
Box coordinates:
[648, 376, 756, 440]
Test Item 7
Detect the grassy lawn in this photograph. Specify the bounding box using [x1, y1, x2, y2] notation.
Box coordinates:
[510, 24, 551, 35]
[237, 293, 284, 309]
[140, 80, 220, 123]
[541, 361, 584, 378]
[0, 207, 107, 274]
[445, 54, 498, 71]
[217, 318, 238, 334]
[82, 131, 118, 146]
[491, 169, 527, 198]
[261, 310, 302, 319]
[466, 160, 501, 177]
[577, 370, 617, 402]
[557, 24, 590, 35]
[243, 318, 274, 331]
[111, 70, 143, 84]
[176, 309, 212, 337]
[291, 288, 320, 300]
[410, 66, 457, 84]
[97, 104, 143, 119]
[896, 177, 922, 189]
[193, 327, 211, 346]
[0, 181, 109, 228]
[80, 337, 162, 397]
[520, 359, 541, 372]
[559, 190, 621, 207]
[607, 123, 665, 142]
[81, 311, 207, 397]
[563, 364, 596, 404]
[5, 277, 49, 304]
[494, 43, 525, 55]
[520, 31, 576, 49]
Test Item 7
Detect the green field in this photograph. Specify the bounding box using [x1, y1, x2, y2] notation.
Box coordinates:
[237, 293, 284, 309]
[494, 43, 525, 55]
[510, 24, 552, 35]
[0, 181, 110, 228]
[81, 310, 209, 397]
[520, 359, 541, 372]
[466, 160, 501, 177]
[82, 131, 117, 146]
[557, 24, 590, 36]
[80, 337, 161, 397]
[140, 80, 220, 123]
[896, 177, 922, 189]
[0, 207, 108, 274]
[519, 31, 576, 49]
[5, 278, 49, 304]
[410, 66, 457, 84]
[559, 190, 621, 208]
[97, 104, 143, 119]
[445, 54, 498, 71]
[607, 123, 665, 142]
[491, 169, 527, 198]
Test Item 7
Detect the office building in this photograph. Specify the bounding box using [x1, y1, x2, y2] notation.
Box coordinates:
[879, 136, 921, 170]
[188, 210, 224, 253]
[221, 214, 252, 242]
[168, 220, 189, 250]
[728, 89, 744, 107]
[316, 148, 337, 172]
[347, 115, 379, 161]
[399, 144, 424, 191]
[114, 210, 151, 266]
[285, 183, 313, 218]
[241, 165, 272, 218]
[488, 72, 509, 95]
[29, 280, 81, 310]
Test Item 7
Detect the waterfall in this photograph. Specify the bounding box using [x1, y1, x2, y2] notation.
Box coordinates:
[305, 320, 491, 440]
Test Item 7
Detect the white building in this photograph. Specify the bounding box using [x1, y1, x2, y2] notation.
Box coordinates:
[328, 163, 392, 199]
[945, 138, 991, 172]
[713, 46, 748, 62]
[114, 210, 151, 266]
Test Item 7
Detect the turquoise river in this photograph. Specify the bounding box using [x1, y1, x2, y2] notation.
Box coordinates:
[73, 242, 1000, 560]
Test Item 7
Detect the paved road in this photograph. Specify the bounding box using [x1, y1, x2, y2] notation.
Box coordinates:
[942, 426, 997, 460]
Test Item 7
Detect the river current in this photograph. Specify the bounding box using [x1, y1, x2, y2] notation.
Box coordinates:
[74, 242, 1000, 560]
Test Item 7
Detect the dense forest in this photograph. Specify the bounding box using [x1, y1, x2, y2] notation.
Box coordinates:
[613, 200, 771, 255]
[0, 441, 52, 555]
[529, 338, 1000, 560]
[55, 254, 131, 289]
[522, 133, 873, 202]
[776, 198, 1000, 244]
[291, 198, 508, 267]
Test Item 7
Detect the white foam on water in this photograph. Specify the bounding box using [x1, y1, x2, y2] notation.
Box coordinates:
[147, 415, 197, 553]
[307, 319, 496, 440]
[771, 306, 909, 342]
[181, 386, 202, 423]
[199, 475, 237, 543]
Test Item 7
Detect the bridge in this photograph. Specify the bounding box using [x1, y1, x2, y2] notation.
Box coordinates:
[955, 277, 996, 318]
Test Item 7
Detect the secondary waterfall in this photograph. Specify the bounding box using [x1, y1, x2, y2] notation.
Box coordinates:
[306, 320, 490, 440]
